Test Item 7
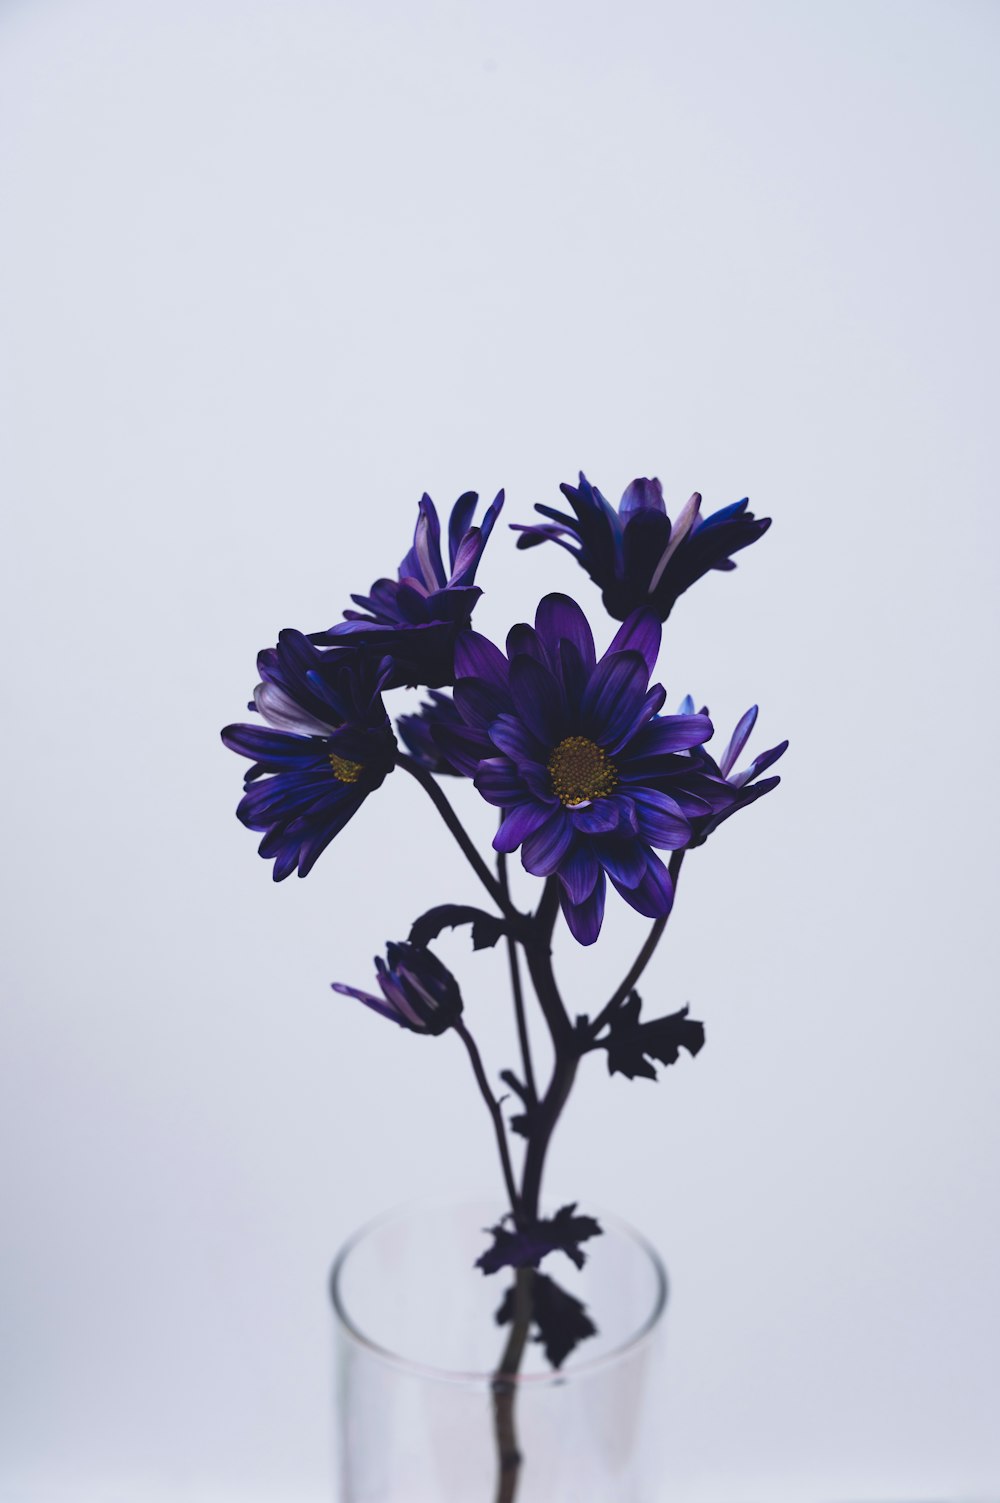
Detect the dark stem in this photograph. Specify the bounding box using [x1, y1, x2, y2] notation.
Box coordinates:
[498, 853, 537, 1106]
[397, 754, 513, 917]
[490, 1268, 534, 1503]
[587, 848, 687, 1040]
[453, 1018, 522, 1222]
[518, 924, 580, 1222]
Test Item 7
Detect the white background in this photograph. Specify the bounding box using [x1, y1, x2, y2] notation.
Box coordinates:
[1, 1, 998, 1499]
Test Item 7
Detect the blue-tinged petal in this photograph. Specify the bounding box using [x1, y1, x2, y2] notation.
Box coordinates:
[580, 651, 650, 747]
[631, 789, 692, 849]
[454, 631, 510, 692]
[521, 807, 574, 877]
[678, 694, 695, 714]
[561, 873, 607, 946]
[493, 801, 554, 853]
[720, 705, 758, 777]
[607, 609, 661, 675]
[509, 656, 568, 745]
[534, 593, 597, 674]
[558, 842, 601, 904]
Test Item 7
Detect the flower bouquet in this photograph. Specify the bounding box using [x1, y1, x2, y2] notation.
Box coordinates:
[221, 474, 785, 1502]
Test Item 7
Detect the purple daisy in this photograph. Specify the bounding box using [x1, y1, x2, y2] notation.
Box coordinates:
[396, 690, 465, 775]
[439, 593, 727, 944]
[512, 472, 770, 622]
[677, 699, 788, 845]
[221, 632, 397, 880]
[333, 942, 463, 1035]
[313, 489, 504, 688]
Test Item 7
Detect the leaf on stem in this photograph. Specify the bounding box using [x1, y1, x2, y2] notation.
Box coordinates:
[495, 1272, 598, 1370]
[408, 903, 507, 951]
[605, 991, 705, 1080]
[477, 1203, 603, 1274]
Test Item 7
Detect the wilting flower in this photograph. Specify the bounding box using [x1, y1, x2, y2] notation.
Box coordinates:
[332, 941, 463, 1034]
[396, 691, 465, 775]
[678, 698, 787, 845]
[438, 593, 731, 944]
[314, 489, 504, 688]
[512, 472, 770, 622]
[221, 632, 396, 880]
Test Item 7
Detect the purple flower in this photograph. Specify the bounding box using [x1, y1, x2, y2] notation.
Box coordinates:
[396, 691, 465, 775]
[440, 592, 728, 944]
[314, 489, 504, 688]
[221, 632, 397, 880]
[333, 941, 463, 1034]
[512, 472, 770, 622]
[678, 699, 787, 845]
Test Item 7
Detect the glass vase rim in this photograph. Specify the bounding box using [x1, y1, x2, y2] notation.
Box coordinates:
[329, 1194, 669, 1389]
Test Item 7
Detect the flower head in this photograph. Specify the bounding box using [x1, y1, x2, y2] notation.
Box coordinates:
[396, 691, 465, 775]
[677, 699, 787, 845]
[333, 941, 463, 1034]
[512, 473, 770, 622]
[442, 592, 730, 944]
[315, 489, 504, 687]
[221, 632, 396, 880]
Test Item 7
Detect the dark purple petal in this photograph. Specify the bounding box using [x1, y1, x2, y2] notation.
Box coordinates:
[569, 799, 623, 836]
[580, 651, 650, 747]
[596, 838, 647, 890]
[625, 713, 714, 758]
[521, 807, 574, 877]
[474, 756, 531, 805]
[561, 873, 606, 946]
[509, 656, 568, 745]
[606, 609, 661, 675]
[609, 849, 675, 918]
[447, 491, 480, 568]
[631, 789, 692, 849]
[506, 623, 544, 662]
[488, 713, 548, 767]
[558, 842, 601, 904]
[454, 631, 510, 692]
[494, 800, 560, 854]
[534, 593, 597, 673]
[619, 477, 665, 518]
[332, 982, 403, 1026]
[719, 705, 758, 777]
[733, 739, 789, 787]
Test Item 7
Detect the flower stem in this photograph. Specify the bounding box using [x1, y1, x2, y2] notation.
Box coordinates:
[453, 1018, 523, 1223]
[498, 853, 537, 1106]
[397, 754, 513, 917]
[587, 849, 687, 1039]
[490, 1268, 534, 1503]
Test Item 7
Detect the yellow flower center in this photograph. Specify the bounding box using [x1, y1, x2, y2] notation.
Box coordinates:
[547, 736, 618, 807]
[329, 752, 364, 784]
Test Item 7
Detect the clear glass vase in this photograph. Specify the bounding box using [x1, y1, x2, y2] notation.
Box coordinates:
[330, 1198, 668, 1502]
